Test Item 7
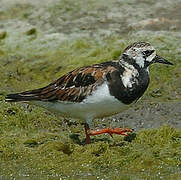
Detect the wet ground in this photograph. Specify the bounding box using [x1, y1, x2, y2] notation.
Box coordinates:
[104, 102, 181, 131]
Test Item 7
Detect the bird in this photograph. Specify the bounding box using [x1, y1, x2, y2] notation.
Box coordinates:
[5, 42, 173, 144]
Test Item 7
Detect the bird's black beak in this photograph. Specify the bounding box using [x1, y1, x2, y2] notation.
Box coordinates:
[153, 55, 173, 65]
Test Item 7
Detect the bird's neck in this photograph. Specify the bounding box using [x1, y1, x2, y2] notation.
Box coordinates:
[119, 54, 149, 74]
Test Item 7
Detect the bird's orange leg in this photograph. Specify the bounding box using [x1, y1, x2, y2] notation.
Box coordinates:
[84, 123, 91, 144]
[84, 124, 133, 144]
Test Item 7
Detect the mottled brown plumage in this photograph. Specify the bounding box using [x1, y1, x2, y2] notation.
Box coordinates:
[6, 62, 118, 103]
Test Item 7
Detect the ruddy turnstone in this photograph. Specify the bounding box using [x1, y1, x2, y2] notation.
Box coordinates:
[6, 42, 173, 144]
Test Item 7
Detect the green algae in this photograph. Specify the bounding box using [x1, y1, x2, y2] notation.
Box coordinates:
[1, 109, 181, 179]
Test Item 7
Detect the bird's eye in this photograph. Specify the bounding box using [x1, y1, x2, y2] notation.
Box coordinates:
[143, 50, 154, 57]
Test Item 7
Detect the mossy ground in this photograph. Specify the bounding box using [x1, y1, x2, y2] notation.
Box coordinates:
[0, 0, 181, 179]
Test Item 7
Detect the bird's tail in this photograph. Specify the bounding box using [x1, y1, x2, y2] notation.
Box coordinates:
[5, 88, 44, 102]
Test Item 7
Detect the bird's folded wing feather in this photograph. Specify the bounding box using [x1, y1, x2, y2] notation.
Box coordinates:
[6, 62, 118, 103]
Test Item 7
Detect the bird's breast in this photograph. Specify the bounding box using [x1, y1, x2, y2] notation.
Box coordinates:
[107, 68, 149, 104]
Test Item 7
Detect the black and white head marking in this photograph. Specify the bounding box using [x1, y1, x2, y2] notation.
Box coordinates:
[122, 42, 156, 69]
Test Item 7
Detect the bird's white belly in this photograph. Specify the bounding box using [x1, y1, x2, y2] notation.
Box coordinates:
[32, 83, 130, 122]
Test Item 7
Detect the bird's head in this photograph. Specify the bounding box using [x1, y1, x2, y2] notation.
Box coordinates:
[121, 42, 173, 69]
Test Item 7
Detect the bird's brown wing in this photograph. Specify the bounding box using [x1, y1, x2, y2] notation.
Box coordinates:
[6, 63, 117, 103]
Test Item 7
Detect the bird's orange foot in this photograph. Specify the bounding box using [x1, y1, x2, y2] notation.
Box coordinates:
[84, 124, 133, 144]
[89, 128, 133, 137]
